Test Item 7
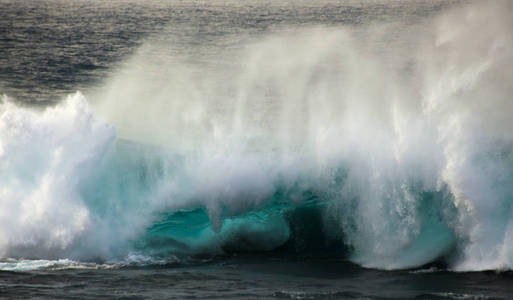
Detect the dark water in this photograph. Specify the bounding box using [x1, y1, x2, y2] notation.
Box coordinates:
[2, 256, 513, 299]
[2, 0, 513, 299]
[0, 0, 453, 104]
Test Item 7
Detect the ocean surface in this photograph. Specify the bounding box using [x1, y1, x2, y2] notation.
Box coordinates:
[1, 0, 513, 299]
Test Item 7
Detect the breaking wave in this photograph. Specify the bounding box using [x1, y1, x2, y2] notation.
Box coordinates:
[1, 1, 513, 272]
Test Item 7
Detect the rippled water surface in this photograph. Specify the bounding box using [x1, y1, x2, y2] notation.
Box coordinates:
[2, 257, 513, 299]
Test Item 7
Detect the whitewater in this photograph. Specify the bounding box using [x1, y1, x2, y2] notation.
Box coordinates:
[1, 0, 513, 277]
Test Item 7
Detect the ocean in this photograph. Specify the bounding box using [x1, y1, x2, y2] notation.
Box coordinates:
[1, 0, 513, 299]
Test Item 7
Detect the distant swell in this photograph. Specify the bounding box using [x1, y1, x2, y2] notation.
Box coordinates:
[1, 1, 513, 272]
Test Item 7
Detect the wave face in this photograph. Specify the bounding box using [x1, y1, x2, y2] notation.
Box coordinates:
[1, 1, 513, 271]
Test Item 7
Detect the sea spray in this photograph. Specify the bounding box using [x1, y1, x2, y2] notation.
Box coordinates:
[423, 1, 513, 271]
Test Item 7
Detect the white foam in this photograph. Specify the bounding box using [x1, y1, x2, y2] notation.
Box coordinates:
[0, 92, 115, 259]
[0, 258, 119, 272]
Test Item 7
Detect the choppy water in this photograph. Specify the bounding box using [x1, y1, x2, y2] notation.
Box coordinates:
[2, 0, 513, 298]
[2, 256, 513, 299]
